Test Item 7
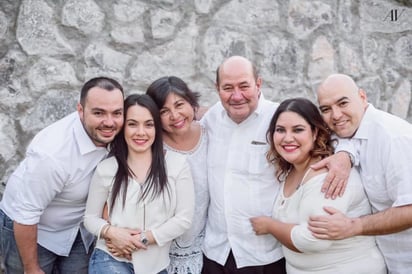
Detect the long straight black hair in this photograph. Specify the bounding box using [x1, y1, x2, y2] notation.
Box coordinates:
[108, 94, 168, 210]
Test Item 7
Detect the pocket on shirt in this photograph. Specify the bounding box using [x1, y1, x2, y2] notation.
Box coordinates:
[248, 144, 271, 175]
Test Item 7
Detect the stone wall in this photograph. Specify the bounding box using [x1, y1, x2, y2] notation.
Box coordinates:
[0, 0, 411, 189]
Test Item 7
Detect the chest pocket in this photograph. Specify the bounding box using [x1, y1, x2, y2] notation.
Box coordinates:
[248, 143, 271, 175]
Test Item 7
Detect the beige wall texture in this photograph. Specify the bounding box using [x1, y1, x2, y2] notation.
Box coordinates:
[0, 0, 411, 189]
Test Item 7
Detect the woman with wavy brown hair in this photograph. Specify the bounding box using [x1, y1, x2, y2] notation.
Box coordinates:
[250, 98, 386, 274]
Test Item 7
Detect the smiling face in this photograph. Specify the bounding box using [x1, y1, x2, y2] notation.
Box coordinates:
[159, 92, 195, 135]
[273, 111, 317, 166]
[317, 74, 368, 138]
[217, 56, 261, 124]
[124, 105, 155, 155]
[77, 87, 124, 147]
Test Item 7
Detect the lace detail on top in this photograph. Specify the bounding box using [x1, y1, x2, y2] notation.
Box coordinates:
[165, 124, 209, 274]
[163, 123, 206, 155]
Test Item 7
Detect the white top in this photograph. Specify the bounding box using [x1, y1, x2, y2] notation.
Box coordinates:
[0, 112, 106, 256]
[165, 125, 209, 274]
[84, 150, 195, 274]
[274, 169, 386, 274]
[352, 104, 412, 273]
[201, 96, 283, 268]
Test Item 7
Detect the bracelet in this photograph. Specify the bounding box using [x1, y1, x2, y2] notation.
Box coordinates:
[101, 224, 111, 239]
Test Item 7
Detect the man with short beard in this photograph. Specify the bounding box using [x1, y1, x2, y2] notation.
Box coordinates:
[0, 77, 124, 274]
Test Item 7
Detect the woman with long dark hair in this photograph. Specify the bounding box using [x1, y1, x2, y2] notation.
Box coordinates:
[84, 94, 195, 274]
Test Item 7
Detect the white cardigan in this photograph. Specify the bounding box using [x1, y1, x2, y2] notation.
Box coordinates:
[84, 150, 195, 274]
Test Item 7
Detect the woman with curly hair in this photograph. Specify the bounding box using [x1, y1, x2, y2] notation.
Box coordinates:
[250, 98, 386, 273]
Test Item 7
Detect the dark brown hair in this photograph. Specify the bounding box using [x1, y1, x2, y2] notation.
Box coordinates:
[266, 98, 335, 181]
[80, 77, 124, 106]
[146, 76, 200, 115]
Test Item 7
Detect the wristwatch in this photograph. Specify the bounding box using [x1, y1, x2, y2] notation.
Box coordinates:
[140, 231, 148, 245]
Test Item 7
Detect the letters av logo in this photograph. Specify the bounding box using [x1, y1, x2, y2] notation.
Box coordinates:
[383, 9, 405, 22]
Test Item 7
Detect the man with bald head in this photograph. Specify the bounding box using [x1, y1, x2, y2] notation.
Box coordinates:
[310, 73, 412, 273]
[201, 57, 352, 274]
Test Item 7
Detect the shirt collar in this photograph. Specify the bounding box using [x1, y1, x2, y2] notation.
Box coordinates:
[353, 103, 374, 140]
[73, 112, 108, 155]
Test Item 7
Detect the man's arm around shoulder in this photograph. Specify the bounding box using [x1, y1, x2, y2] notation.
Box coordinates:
[308, 204, 412, 240]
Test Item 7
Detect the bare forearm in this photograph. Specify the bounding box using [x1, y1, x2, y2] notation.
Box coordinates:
[267, 220, 300, 252]
[360, 205, 412, 235]
[14, 222, 43, 273]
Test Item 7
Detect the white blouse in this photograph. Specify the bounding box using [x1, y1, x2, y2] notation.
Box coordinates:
[165, 125, 209, 274]
[273, 168, 386, 274]
[84, 150, 195, 274]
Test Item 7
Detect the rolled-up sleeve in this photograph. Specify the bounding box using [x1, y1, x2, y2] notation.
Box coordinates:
[14, 152, 67, 224]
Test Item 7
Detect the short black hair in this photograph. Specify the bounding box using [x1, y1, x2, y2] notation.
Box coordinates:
[80, 77, 124, 106]
[146, 76, 200, 111]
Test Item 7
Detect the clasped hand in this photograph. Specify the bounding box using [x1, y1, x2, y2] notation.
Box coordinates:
[105, 227, 147, 260]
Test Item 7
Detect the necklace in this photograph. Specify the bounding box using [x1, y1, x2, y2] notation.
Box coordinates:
[298, 167, 314, 188]
[280, 168, 312, 206]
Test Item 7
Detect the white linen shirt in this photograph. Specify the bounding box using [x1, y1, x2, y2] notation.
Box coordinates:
[352, 104, 412, 273]
[201, 96, 283, 268]
[0, 112, 107, 256]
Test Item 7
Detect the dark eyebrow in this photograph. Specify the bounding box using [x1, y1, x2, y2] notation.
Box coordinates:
[336, 96, 349, 103]
[90, 107, 105, 112]
[174, 99, 185, 104]
[127, 119, 154, 123]
[90, 107, 123, 113]
[319, 96, 350, 109]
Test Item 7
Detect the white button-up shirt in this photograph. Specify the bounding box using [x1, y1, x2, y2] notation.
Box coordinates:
[0, 112, 108, 256]
[201, 96, 283, 268]
[353, 104, 412, 273]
